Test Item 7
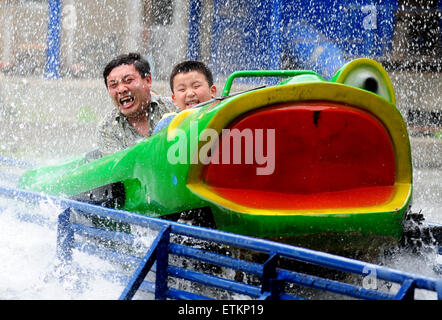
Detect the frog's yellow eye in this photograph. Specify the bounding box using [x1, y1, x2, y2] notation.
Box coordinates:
[331, 58, 395, 105]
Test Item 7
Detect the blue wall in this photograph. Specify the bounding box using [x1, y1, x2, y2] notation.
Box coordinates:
[205, 0, 398, 79]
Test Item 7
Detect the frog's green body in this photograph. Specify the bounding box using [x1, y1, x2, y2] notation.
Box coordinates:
[19, 59, 412, 251]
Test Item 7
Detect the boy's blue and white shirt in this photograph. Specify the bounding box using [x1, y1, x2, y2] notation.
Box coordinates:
[152, 112, 178, 135]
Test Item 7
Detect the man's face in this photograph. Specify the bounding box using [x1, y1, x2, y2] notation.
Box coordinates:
[172, 71, 216, 111]
[106, 64, 152, 119]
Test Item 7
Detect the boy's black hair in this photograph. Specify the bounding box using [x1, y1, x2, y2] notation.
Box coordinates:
[169, 60, 214, 92]
[103, 52, 151, 87]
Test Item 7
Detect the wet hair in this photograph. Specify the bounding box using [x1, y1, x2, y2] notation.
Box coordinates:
[169, 60, 214, 92]
[103, 52, 151, 87]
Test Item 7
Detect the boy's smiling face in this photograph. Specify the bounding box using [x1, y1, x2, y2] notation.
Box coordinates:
[172, 71, 216, 111]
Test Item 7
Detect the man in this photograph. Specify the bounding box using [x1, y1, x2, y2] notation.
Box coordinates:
[96, 53, 178, 156]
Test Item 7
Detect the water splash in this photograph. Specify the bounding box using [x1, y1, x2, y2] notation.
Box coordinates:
[0, 198, 128, 299]
[0, 0, 440, 300]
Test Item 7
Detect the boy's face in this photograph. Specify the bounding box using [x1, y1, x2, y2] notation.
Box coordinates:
[172, 71, 216, 111]
[106, 64, 152, 119]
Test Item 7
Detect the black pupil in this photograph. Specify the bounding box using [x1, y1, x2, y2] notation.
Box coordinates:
[363, 77, 378, 93]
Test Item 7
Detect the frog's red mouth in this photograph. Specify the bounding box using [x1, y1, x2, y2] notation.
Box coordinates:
[200, 101, 397, 210]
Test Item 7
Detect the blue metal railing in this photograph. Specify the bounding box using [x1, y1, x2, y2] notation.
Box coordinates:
[44, 0, 61, 79]
[187, 0, 202, 61]
[0, 182, 441, 300]
[0, 156, 36, 169]
[0, 156, 36, 186]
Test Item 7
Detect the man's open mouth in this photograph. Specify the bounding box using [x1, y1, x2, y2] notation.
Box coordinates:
[120, 96, 135, 107]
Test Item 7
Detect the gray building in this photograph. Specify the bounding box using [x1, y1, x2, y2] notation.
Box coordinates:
[0, 0, 194, 80]
[0, 1, 440, 163]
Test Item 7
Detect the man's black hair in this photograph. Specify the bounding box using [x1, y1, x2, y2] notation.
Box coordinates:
[103, 52, 151, 87]
[169, 60, 214, 92]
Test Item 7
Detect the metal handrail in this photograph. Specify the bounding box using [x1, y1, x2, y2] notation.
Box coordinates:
[221, 70, 320, 96]
[0, 155, 36, 169]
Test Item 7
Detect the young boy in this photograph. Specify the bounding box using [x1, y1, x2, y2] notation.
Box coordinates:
[153, 60, 216, 134]
[170, 60, 217, 111]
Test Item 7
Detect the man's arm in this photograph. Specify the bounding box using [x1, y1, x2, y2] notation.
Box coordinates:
[96, 127, 124, 156]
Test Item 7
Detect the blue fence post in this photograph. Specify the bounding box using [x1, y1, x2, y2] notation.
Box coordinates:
[56, 208, 74, 263]
[44, 0, 61, 79]
[394, 279, 416, 300]
[119, 225, 171, 300]
[154, 225, 171, 300]
[187, 0, 202, 60]
[437, 280, 442, 300]
[261, 253, 280, 299]
[269, 0, 283, 70]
